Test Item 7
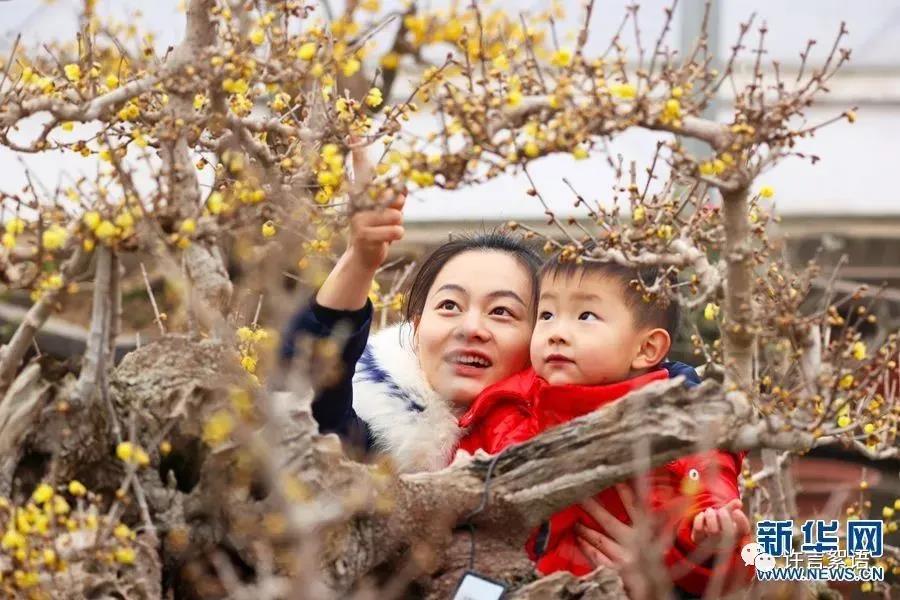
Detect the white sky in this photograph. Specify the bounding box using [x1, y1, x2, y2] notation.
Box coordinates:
[1, 0, 899, 221]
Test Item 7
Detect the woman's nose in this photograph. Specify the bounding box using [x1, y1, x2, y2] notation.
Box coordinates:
[455, 311, 490, 341]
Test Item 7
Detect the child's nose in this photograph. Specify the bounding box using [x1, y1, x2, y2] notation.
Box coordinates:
[548, 323, 569, 345]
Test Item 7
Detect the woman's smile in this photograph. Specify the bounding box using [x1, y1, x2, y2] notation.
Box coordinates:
[447, 348, 494, 376]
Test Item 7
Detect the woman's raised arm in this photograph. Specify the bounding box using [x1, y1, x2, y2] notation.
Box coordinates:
[280, 141, 405, 453]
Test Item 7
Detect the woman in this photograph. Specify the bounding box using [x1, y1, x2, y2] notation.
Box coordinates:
[280, 151, 542, 472]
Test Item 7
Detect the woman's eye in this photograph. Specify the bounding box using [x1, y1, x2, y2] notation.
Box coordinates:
[437, 300, 459, 311]
[538, 311, 553, 320]
[490, 306, 514, 317]
[579, 311, 599, 321]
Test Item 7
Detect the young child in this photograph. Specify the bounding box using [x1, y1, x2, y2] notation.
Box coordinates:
[457, 256, 752, 597]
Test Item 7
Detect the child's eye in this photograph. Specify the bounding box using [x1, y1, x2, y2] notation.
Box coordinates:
[437, 299, 460, 311]
[579, 311, 599, 321]
[538, 311, 553, 320]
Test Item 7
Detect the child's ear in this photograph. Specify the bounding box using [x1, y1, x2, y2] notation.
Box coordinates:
[631, 328, 671, 371]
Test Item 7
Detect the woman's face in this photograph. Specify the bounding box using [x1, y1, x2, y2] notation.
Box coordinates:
[414, 250, 535, 410]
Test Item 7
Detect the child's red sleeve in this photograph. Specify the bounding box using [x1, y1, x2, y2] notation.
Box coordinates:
[649, 450, 754, 596]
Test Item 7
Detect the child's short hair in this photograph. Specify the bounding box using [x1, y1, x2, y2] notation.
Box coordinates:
[539, 247, 680, 336]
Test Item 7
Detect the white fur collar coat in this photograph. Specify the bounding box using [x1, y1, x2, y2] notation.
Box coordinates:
[351, 322, 463, 473]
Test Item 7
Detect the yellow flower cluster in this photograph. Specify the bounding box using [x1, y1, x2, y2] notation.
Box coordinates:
[203, 410, 235, 446]
[82, 207, 139, 249]
[659, 98, 682, 127]
[2, 217, 26, 249]
[116, 101, 141, 122]
[116, 442, 150, 467]
[699, 157, 728, 177]
[0, 480, 139, 593]
[609, 82, 636, 99]
[369, 279, 404, 313]
[315, 144, 345, 204]
[236, 325, 274, 385]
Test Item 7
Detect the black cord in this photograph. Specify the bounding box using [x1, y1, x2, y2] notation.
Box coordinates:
[463, 449, 507, 572]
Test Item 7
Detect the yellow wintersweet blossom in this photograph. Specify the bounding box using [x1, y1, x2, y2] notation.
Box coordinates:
[42, 225, 68, 250]
[839, 373, 854, 390]
[261, 221, 276, 237]
[506, 89, 523, 107]
[610, 83, 636, 99]
[271, 92, 291, 112]
[2, 233, 16, 249]
[1, 529, 25, 550]
[491, 54, 509, 71]
[206, 192, 224, 215]
[83, 212, 101, 230]
[704, 303, 720, 321]
[297, 42, 317, 61]
[32, 483, 54, 504]
[572, 145, 588, 160]
[203, 410, 234, 446]
[61, 121, 74, 132]
[222, 78, 249, 95]
[114, 547, 136, 565]
[64, 63, 82, 82]
[53, 495, 70, 515]
[114, 523, 135, 541]
[380, 52, 399, 70]
[116, 442, 135, 462]
[105, 73, 119, 88]
[342, 58, 361, 77]
[5, 217, 25, 234]
[523, 141, 540, 158]
[851, 341, 866, 361]
[43, 548, 57, 566]
[94, 220, 118, 241]
[758, 185, 774, 198]
[115, 211, 135, 229]
[249, 28, 265, 45]
[365, 87, 383, 108]
[240, 355, 257, 374]
[179, 218, 196, 234]
[193, 94, 206, 110]
[551, 49, 572, 68]
[632, 206, 646, 223]
[410, 169, 434, 187]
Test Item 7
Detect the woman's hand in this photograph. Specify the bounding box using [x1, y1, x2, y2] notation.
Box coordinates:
[575, 486, 652, 600]
[315, 140, 406, 310]
[345, 187, 406, 271]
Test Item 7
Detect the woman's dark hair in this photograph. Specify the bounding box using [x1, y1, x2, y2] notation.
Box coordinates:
[403, 231, 542, 323]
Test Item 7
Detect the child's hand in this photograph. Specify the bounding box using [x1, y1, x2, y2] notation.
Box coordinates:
[690, 499, 751, 545]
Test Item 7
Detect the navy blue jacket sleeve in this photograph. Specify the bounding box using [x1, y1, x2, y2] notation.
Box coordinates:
[280, 295, 375, 452]
[660, 360, 702, 387]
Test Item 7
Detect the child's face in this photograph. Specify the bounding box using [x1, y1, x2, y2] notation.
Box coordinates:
[530, 272, 662, 386]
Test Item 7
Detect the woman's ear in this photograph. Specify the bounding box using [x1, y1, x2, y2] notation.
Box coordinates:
[631, 328, 671, 371]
